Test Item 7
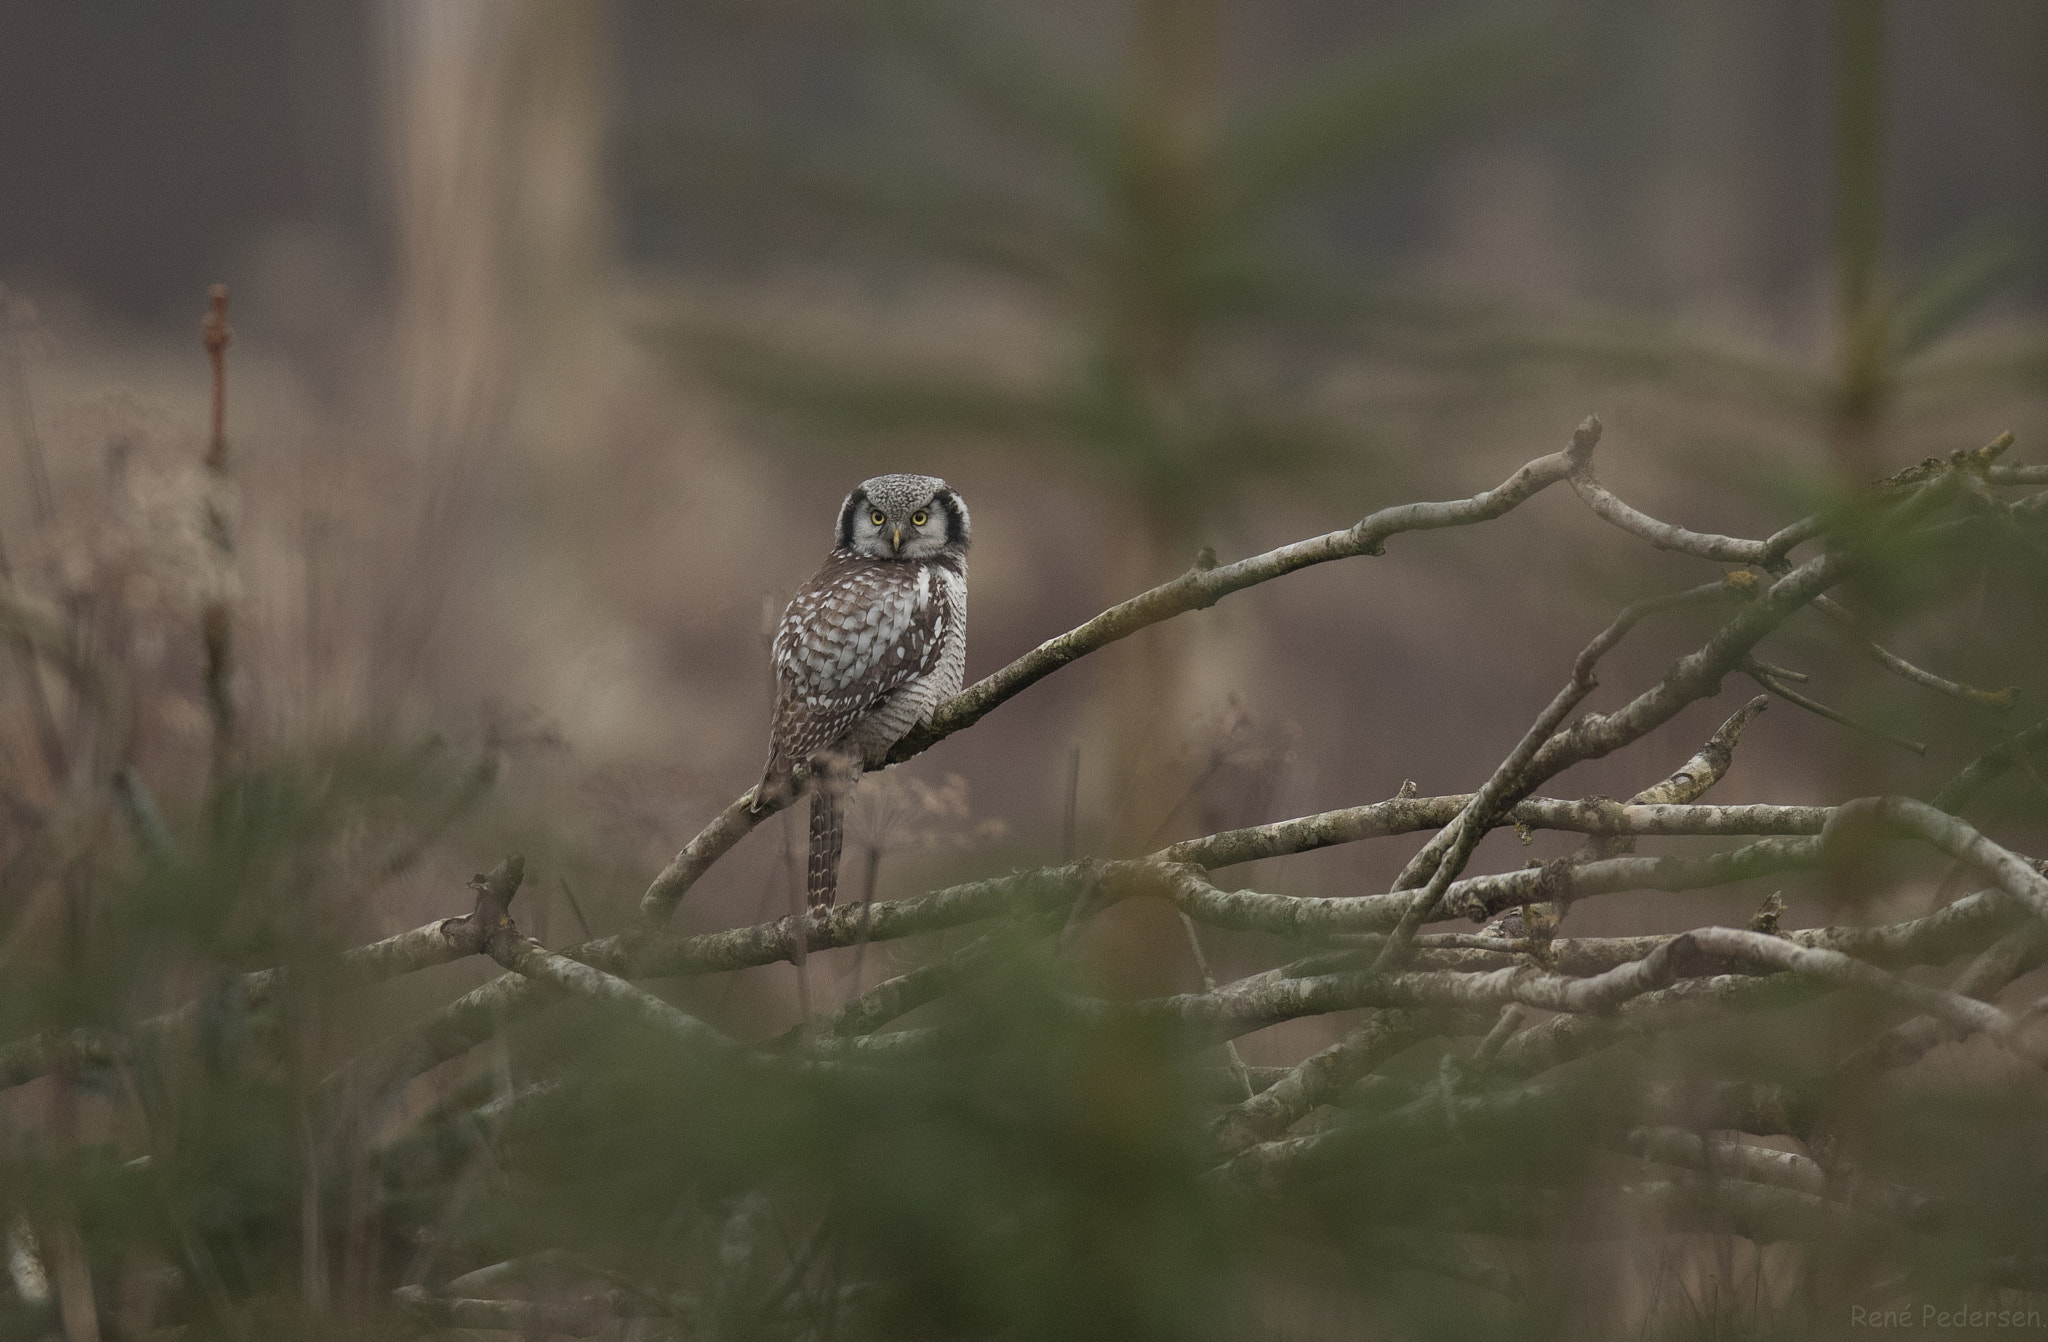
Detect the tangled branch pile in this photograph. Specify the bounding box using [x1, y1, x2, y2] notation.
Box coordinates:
[4, 410, 2048, 1341]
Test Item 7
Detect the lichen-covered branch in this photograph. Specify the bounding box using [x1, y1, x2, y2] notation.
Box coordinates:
[1350, 886, 2019, 979]
[639, 787, 794, 922]
[1085, 924, 2036, 1056]
[1160, 793, 1826, 871]
[1835, 921, 2048, 1077]
[9, 795, 2033, 1104]
[1215, 1075, 1817, 1192]
[1567, 455, 1775, 565]
[1210, 1010, 1458, 1155]
[1621, 1127, 1931, 1226]
[1374, 676, 1595, 968]
[1840, 796, 2048, 922]
[470, 856, 846, 1074]
[1381, 578, 1753, 908]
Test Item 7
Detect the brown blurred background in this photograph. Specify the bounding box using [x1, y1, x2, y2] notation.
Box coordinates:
[3, 0, 2046, 1050]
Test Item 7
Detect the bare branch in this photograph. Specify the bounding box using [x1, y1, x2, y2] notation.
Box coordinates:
[1210, 1011, 1452, 1155]
[1088, 925, 2036, 1057]
[1574, 695, 1770, 874]
[1517, 470, 1972, 800]
[1624, 1126, 1826, 1195]
[1622, 1127, 1936, 1227]
[1744, 658, 1929, 755]
[1386, 582, 1746, 904]
[779, 910, 1063, 1047]
[1836, 921, 2048, 1076]
[1215, 1075, 1816, 1192]
[1839, 796, 2048, 923]
[14, 792, 2029, 1102]
[1159, 836, 1821, 938]
[1526, 548, 1849, 780]
[1568, 451, 1774, 565]
[1381, 470, 1932, 932]
[1493, 974, 1826, 1080]
[1164, 794, 1826, 871]
[1342, 886, 2018, 981]
[0, 1028, 128, 1090]
[1374, 677, 1594, 967]
[1513, 927, 2029, 1047]
[1630, 695, 1770, 807]
[1178, 909, 1258, 1097]
[640, 786, 795, 922]
[469, 856, 847, 1074]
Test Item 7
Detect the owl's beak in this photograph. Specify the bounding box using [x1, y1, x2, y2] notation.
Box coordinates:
[890, 525, 903, 550]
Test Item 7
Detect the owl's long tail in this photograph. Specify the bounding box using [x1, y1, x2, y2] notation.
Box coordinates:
[806, 758, 853, 910]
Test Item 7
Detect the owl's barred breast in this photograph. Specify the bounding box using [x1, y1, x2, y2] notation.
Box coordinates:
[768, 550, 966, 771]
[841, 561, 965, 763]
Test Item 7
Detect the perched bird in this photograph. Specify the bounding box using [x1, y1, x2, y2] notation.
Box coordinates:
[757, 474, 970, 908]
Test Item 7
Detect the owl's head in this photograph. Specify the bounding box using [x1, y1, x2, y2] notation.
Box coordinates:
[836, 474, 970, 561]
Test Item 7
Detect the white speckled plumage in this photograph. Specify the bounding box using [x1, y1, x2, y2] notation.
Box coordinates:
[760, 474, 970, 908]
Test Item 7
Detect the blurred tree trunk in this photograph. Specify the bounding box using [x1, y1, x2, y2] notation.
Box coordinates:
[1826, 0, 1895, 903]
[1831, 0, 1888, 484]
[364, 0, 614, 725]
[1102, 0, 1223, 853]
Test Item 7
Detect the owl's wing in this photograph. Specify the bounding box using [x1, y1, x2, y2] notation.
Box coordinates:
[770, 556, 950, 765]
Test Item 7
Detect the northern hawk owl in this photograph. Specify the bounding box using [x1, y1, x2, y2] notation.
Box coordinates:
[758, 474, 969, 908]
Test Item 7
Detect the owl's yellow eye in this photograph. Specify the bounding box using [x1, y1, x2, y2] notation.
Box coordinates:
[911, 510, 928, 526]
[870, 510, 886, 527]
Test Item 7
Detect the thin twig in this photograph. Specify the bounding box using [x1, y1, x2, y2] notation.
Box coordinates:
[1811, 594, 2016, 712]
[1743, 658, 1929, 754]
[1210, 1009, 1451, 1155]
[1178, 910, 1255, 1098]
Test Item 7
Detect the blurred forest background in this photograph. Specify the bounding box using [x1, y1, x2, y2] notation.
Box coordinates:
[6, 0, 2047, 955]
[3, 1, 2048, 1338]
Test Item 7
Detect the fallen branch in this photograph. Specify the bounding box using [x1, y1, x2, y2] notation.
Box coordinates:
[1210, 1010, 1456, 1155]
[466, 856, 848, 1075]
[1215, 1075, 1816, 1192]
[1083, 924, 2036, 1057]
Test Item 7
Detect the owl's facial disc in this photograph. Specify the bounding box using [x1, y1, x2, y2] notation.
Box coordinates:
[836, 474, 966, 559]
